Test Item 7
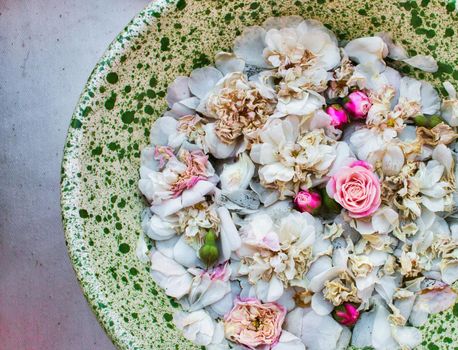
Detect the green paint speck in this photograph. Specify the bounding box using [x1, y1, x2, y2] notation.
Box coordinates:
[71, 119, 82, 129]
[104, 92, 116, 110]
[163, 313, 173, 322]
[79, 209, 89, 218]
[121, 111, 135, 124]
[119, 243, 130, 254]
[445, 28, 455, 38]
[176, 0, 186, 10]
[160, 37, 170, 51]
[106, 72, 118, 84]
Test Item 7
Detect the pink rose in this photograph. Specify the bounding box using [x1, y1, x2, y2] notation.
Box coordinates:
[327, 161, 381, 218]
[333, 303, 360, 327]
[344, 90, 371, 119]
[224, 298, 286, 350]
[294, 190, 321, 214]
[326, 104, 349, 128]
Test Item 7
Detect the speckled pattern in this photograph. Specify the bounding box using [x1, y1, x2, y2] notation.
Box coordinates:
[61, 1, 458, 349]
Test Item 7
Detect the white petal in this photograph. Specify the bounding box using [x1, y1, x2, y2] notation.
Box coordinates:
[311, 292, 334, 315]
[371, 305, 398, 349]
[376, 32, 408, 60]
[233, 26, 269, 68]
[420, 80, 441, 115]
[189, 67, 223, 99]
[344, 36, 388, 72]
[403, 55, 438, 73]
[166, 76, 191, 107]
[150, 116, 178, 146]
[142, 214, 176, 241]
[173, 310, 215, 346]
[442, 260, 458, 285]
[351, 308, 376, 348]
[135, 231, 149, 263]
[309, 267, 345, 293]
[250, 143, 277, 165]
[382, 145, 405, 176]
[273, 331, 306, 350]
[173, 236, 201, 268]
[150, 198, 183, 218]
[255, 275, 284, 302]
[300, 311, 343, 350]
[150, 250, 192, 299]
[392, 326, 422, 350]
[215, 52, 245, 75]
[217, 207, 242, 261]
[432, 144, 454, 173]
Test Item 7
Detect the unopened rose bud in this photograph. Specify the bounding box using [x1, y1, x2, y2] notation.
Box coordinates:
[199, 230, 219, 267]
[326, 104, 349, 128]
[333, 303, 360, 327]
[344, 90, 371, 119]
[294, 190, 322, 214]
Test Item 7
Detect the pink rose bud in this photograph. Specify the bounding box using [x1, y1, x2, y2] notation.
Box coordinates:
[294, 190, 322, 214]
[326, 104, 348, 128]
[333, 303, 360, 327]
[344, 90, 371, 119]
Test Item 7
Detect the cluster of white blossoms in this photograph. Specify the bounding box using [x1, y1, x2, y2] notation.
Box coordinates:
[137, 16, 458, 350]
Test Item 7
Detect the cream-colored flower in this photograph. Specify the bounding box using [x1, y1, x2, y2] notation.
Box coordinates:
[322, 272, 361, 306]
[250, 116, 340, 196]
[400, 250, 422, 278]
[349, 255, 374, 278]
[206, 72, 276, 145]
[237, 211, 317, 295]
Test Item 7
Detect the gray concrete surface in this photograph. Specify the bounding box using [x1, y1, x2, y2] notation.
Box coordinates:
[0, 1, 150, 349]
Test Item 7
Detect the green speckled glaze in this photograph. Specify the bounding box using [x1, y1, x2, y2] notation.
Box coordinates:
[61, 1, 458, 349]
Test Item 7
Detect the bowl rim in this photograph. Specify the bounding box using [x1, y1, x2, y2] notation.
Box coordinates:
[60, 1, 168, 348]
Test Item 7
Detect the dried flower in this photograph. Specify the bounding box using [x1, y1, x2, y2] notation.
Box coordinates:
[224, 298, 286, 349]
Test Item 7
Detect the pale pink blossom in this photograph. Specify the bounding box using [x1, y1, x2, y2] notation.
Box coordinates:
[224, 298, 286, 350]
[171, 150, 209, 197]
[294, 190, 321, 214]
[344, 90, 372, 119]
[327, 162, 381, 218]
[154, 145, 175, 169]
[326, 104, 348, 128]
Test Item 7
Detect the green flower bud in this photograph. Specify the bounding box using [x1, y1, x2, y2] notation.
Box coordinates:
[429, 115, 444, 128]
[199, 230, 219, 267]
[413, 115, 428, 127]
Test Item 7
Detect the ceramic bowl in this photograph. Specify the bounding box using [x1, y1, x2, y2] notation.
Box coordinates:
[61, 1, 458, 349]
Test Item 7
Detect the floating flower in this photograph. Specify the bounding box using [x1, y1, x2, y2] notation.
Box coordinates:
[326, 104, 348, 128]
[294, 190, 321, 214]
[344, 90, 371, 119]
[224, 298, 286, 350]
[326, 161, 381, 218]
[333, 303, 360, 327]
[206, 72, 276, 145]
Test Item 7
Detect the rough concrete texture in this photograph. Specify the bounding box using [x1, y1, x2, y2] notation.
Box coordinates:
[0, 1, 150, 349]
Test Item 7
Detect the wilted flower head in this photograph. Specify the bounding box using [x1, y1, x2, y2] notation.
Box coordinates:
[224, 298, 286, 350]
[206, 72, 276, 145]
